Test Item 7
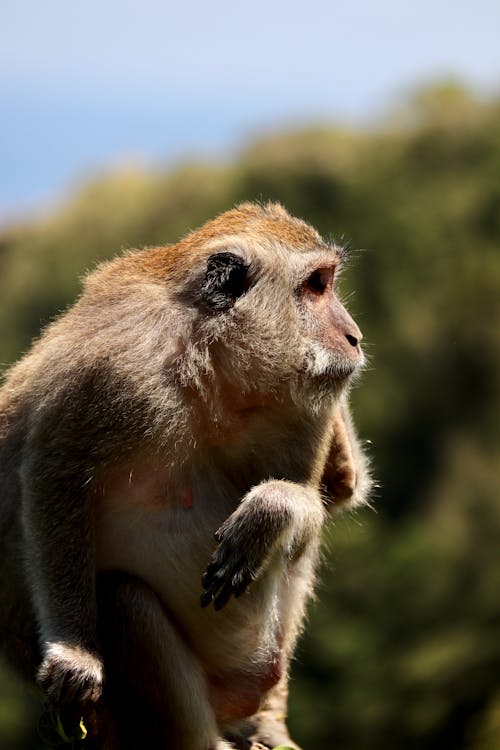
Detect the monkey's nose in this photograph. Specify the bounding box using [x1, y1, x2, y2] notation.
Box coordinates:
[345, 327, 363, 347]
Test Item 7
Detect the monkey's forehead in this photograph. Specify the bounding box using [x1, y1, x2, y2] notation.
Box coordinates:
[252, 218, 328, 252]
[182, 202, 330, 253]
[199, 228, 341, 265]
[101, 204, 344, 287]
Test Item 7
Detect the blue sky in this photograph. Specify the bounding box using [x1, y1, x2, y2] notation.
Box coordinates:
[1, 0, 499, 222]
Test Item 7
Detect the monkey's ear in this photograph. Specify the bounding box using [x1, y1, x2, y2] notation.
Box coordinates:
[200, 252, 249, 312]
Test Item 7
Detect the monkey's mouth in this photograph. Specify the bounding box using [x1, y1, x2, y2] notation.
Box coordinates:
[301, 345, 363, 383]
[319, 360, 358, 379]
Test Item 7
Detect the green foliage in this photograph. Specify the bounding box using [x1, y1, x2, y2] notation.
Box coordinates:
[290, 439, 500, 749]
[0, 82, 499, 749]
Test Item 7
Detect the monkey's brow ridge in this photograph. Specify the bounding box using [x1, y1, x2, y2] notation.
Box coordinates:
[325, 239, 350, 264]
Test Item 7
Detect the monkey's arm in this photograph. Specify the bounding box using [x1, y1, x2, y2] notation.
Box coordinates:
[201, 480, 325, 610]
[321, 400, 371, 511]
[20, 413, 103, 707]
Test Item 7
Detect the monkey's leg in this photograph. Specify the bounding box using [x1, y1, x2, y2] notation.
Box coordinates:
[201, 480, 325, 610]
[98, 573, 233, 750]
[225, 675, 302, 750]
[248, 676, 302, 750]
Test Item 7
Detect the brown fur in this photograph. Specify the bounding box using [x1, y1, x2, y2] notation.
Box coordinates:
[0, 202, 370, 749]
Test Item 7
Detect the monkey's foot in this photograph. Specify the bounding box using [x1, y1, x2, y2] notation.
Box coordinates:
[225, 729, 298, 750]
[225, 702, 303, 750]
[37, 642, 103, 706]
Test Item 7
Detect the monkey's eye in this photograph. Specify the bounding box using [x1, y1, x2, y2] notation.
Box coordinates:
[306, 268, 332, 295]
[201, 252, 249, 312]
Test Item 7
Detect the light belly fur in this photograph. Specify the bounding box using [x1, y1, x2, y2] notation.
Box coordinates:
[94, 461, 313, 688]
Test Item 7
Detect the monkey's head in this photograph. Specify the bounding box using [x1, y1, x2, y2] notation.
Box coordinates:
[171, 202, 363, 413]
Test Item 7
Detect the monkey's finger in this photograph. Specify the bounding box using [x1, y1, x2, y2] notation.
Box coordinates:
[200, 590, 214, 608]
[200, 578, 226, 607]
[233, 574, 251, 598]
[214, 581, 234, 611]
[201, 563, 217, 587]
[40, 667, 100, 708]
[214, 524, 229, 542]
[201, 567, 230, 605]
[201, 563, 227, 591]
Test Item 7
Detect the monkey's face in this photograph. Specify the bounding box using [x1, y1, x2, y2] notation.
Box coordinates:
[188, 233, 363, 408]
[297, 260, 364, 383]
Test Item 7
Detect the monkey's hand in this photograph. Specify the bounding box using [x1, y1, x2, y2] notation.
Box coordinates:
[37, 643, 103, 707]
[201, 481, 324, 611]
[321, 401, 372, 511]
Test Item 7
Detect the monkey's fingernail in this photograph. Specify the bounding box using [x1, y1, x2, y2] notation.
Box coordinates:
[214, 582, 234, 610]
[200, 591, 213, 608]
[214, 596, 227, 611]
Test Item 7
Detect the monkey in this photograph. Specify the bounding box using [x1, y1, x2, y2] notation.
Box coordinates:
[0, 201, 370, 750]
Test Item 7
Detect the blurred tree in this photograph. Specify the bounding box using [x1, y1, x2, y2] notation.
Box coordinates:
[0, 82, 499, 750]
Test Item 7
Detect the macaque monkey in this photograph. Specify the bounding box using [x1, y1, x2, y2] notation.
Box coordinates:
[0, 202, 370, 749]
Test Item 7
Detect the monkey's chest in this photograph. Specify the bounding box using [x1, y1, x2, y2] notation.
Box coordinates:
[95, 465, 301, 676]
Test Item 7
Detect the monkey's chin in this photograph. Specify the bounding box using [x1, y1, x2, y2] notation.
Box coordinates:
[307, 369, 357, 402]
[296, 359, 359, 410]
